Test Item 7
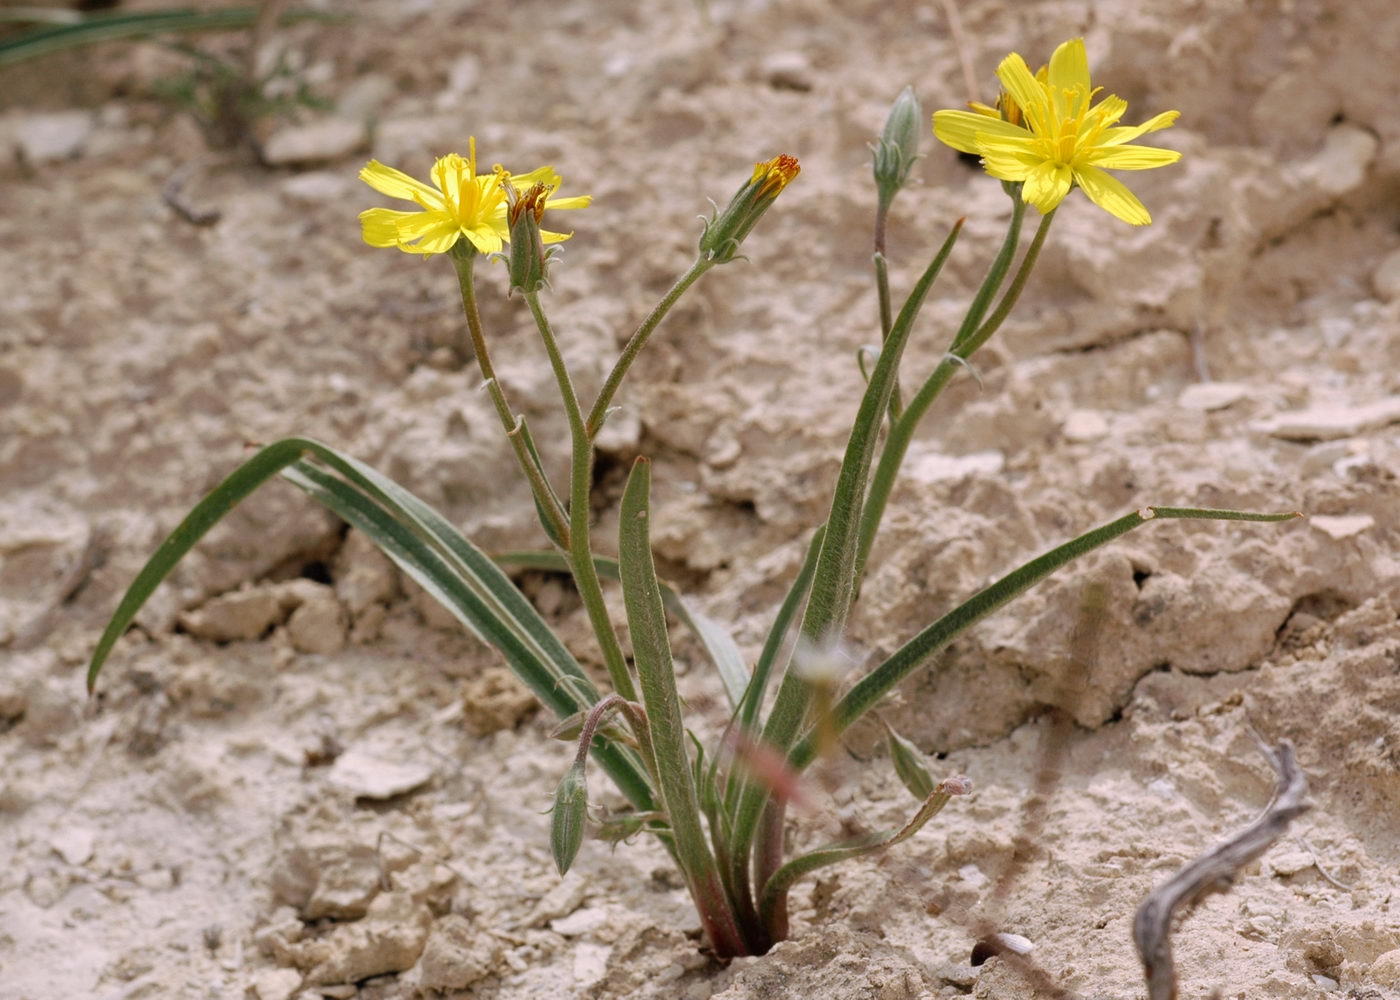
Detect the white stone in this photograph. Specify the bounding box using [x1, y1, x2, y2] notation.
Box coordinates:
[178, 587, 284, 642]
[1177, 382, 1251, 412]
[1299, 122, 1377, 197]
[50, 827, 95, 865]
[906, 449, 1004, 484]
[762, 51, 814, 91]
[263, 118, 367, 166]
[572, 942, 612, 987]
[327, 749, 432, 800]
[550, 906, 608, 937]
[1311, 974, 1340, 991]
[16, 111, 95, 164]
[280, 171, 351, 204]
[1372, 248, 1400, 302]
[1267, 849, 1314, 876]
[1062, 409, 1109, 442]
[249, 967, 302, 1000]
[1309, 514, 1374, 540]
[1252, 397, 1400, 440]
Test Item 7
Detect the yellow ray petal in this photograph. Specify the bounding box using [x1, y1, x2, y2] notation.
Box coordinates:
[975, 135, 1042, 181]
[394, 208, 455, 243]
[545, 194, 591, 210]
[1047, 38, 1090, 93]
[403, 220, 463, 256]
[462, 225, 505, 255]
[1084, 94, 1128, 131]
[1088, 144, 1181, 170]
[511, 166, 563, 190]
[933, 110, 1034, 154]
[540, 229, 573, 244]
[360, 160, 441, 205]
[359, 207, 419, 247]
[995, 53, 1048, 125]
[1022, 160, 1073, 213]
[1099, 110, 1179, 146]
[1074, 164, 1151, 224]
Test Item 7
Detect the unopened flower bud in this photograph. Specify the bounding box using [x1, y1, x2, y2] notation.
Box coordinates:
[883, 720, 935, 801]
[550, 761, 588, 875]
[699, 154, 800, 264]
[873, 86, 922, 202]
[506, 180, 552, 294]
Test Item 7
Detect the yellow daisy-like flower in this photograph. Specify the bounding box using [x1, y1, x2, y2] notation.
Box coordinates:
[358, 138, 590, 256]
[932, 38, 1181, 225]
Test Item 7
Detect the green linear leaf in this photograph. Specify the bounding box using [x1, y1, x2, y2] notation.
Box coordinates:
[0, 8, 345, 68]
[790, 505, 1301, 771]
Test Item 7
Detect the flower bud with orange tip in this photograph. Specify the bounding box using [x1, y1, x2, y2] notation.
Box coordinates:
[699, 154, 800, 264]
[506, 179, 554, 294]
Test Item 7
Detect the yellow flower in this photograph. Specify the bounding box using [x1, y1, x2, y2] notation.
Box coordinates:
[358, 138, 590, 256]
[932, 39, 1180, 225]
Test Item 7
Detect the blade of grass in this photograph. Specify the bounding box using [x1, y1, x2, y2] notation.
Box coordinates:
[789, 506, 1302, 771]
[618, 457, 748, 957]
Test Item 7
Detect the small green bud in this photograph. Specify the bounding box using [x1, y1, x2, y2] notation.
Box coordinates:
[550, 762, 588, 875]
[699, 154, 800, 264]
[506, 181, 552, 294]
[873, 86, 922, 203]
[884, 721, 935, 801]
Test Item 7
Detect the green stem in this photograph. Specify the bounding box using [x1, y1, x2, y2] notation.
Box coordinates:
[585, 255, 715, 437]
[725, 220, 964, 915]
[873, 194, 901, 420]
[854, 204, 1053, 580]
[525, 290, 639, 704]
[449, 248, 570, 545]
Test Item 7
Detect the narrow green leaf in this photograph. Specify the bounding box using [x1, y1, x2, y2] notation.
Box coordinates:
[757, 775, 970, 928]
[619, 457, 746, 956]
[791, 506, 1302, 772]
[0, 8, 345, 67]
[494, 549, 750, 709]
[883, 720, 935, 801]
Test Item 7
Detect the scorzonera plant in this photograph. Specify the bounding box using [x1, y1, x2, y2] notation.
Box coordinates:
[88, 39, 1297, 958]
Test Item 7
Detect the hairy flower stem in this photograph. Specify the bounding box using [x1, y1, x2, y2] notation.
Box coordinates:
[873, 195, 902, 420]
[854, 203, 1054, 581]
[585, 255, 715, 438]
[525, 290, 639, 704]
[450, 248, 570, 544]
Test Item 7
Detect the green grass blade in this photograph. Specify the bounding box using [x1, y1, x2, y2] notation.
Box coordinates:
[86, 439, 312, 692]
[494, 549, 750, 709]
[757, 776, 967, 931]
[0, 8, 344, 68]
[737, 525, 825, 734]
[619, 457, 747, 956]
[790, 506, 1301, 771]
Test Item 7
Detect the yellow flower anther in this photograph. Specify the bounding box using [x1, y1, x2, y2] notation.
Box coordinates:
[932, 38, 1181, 225]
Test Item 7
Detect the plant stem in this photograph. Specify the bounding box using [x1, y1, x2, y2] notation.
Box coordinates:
[873, 194, 901, 420]
[449, 248, 570, 545]
[854, 204, 1053, 580]
[585, 255, 715, 438]
[525, 290, 639, 704]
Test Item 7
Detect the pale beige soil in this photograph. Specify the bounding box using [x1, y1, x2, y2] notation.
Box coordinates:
[2, 1, 1399, 998]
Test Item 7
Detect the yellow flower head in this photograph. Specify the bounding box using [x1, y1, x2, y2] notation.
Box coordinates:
[358, 138, 590, 256]
[751, 154, 801, 199]
[932, 39, 1181, 225]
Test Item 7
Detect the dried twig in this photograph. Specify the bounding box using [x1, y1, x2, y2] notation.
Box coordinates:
[1133, 740, 1311, 1000]
[938, 0, 979, 105]
[11, 527, 106, 650]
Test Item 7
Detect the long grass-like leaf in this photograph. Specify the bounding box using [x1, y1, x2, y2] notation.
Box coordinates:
[0, 8, 344, 68]
[618, 457, 747, 957]
[494, 549, 749, 709]
[790, 506, 1301, 771]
